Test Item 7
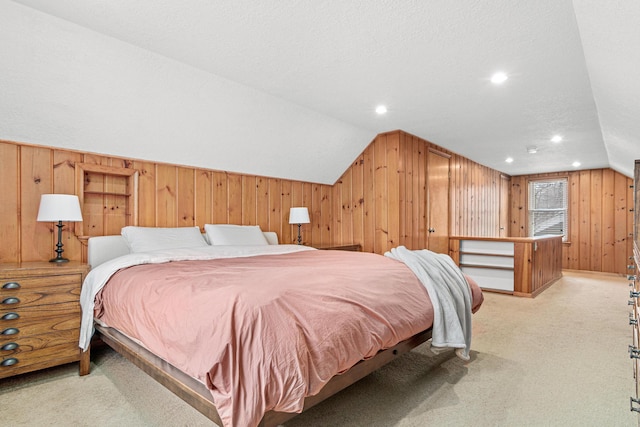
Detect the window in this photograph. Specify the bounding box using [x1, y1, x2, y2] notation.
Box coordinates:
[528, 178, 568, 241]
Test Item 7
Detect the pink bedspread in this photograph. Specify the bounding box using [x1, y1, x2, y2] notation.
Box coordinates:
[95, 249, 483, 427]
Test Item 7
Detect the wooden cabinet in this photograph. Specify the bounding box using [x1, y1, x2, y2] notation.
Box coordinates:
[630, 160, 640, 415]
[0, 262, 89, 378]
[449, 235, 563, 297]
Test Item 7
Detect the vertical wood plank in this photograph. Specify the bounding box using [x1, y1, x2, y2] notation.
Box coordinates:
[268, 178, 282, 235]
[332, 178, 343, 244]
[320, 185, 332, 245]
[227, 174, 243, 224]
[156, 164, 177, 227]
[417, 139, 426, 248]
[386, 133, 400, 249]
[301, 182, 313, 245]
[133, 161, 156, 227]
[590, 170, 602, 271]
[280, 180, 292, 243]
[568, 172, 581, 269]
[373, 135, 388, 253]
[615, 172, 631, 272]
[256, 177, 270, 229]
[241, 175, 256, 225]
[579, 170, 591, 270]
[212, 171, 228, 224]
[351, 156, 365, 249]
[195, 169, 212, 229]
[341, 169, 354, 246]
[412, 138, 422, 248]
[53, 150, 83, 260]
[310, 184, 322, 245]
[397, 133, 407, 247]
[0, 143, 20, 262]
[21, 146, 52, 261]
[601, 169, 615, 272]
[177, 166, 195, 227]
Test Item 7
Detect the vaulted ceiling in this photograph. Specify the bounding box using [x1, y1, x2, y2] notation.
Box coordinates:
[8, 0, 640, 179]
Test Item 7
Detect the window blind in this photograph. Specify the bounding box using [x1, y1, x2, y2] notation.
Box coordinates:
[528, 179, 568, 239]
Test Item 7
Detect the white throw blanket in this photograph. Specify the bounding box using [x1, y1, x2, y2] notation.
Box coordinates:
[385, 246, 472, 360]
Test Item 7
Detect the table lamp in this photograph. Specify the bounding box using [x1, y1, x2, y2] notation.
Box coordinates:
[37, 194, 83, 263]
[289, 207, 310, 245]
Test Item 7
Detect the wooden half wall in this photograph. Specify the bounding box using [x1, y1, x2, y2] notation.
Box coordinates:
[2, 133, 506, 263]
[509, 169, 634, 275]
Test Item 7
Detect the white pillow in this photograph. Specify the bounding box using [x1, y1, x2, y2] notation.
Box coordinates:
[204, 224, 269, 246]
[121, 226, 208, 253]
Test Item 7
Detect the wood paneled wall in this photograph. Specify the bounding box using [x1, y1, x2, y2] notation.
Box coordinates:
[330, 131, 504, 254]
[509, 169, 634, 275]
[0, 140, 333, 263]
[2, 133, 507, 263]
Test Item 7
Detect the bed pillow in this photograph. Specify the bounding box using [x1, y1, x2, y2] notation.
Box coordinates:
[121, 226, 208, 253]
[204, 224, 269, 246]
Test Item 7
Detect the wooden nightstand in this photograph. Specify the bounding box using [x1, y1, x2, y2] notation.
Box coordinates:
[315, 244, 362, 252]
[0, 261, 89, 378]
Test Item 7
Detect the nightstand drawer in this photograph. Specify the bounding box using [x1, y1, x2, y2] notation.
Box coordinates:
[1, 313, 79, 337]
[0, 339, 80, 379]
[1, 328, 79, 354]
[1, 282, 81, 311]
[1, 273, 82, 290]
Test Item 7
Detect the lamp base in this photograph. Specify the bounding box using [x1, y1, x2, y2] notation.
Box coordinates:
[50, 221, 69, 263]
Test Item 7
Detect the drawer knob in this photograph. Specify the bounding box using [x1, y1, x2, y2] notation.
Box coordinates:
[1, 297, 20, 305]
[1, 312, 19, 321]
[1, 327, 19, 336]
[2, 282, 20, 290]
[0, 357, 18, 367]
[1, 342, 18, 351]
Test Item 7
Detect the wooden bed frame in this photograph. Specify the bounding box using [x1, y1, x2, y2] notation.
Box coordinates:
[79, 234, 438, 425]
[81, 325, 433, 426]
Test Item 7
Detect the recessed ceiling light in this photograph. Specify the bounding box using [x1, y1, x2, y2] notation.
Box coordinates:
[491, 72, 508, 84]
[527, 146, 537, 154]
[375, 105, 387, 115]
[572, 161, 581, 168]
[551, 135, 563, 143]
[505, 157, 514, 163]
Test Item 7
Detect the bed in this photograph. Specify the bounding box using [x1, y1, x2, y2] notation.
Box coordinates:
[79, 225, 484, 427]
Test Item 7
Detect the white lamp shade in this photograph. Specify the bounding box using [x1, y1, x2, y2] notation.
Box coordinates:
[37, 194, 83, 222]
[289, 207, 310, 224]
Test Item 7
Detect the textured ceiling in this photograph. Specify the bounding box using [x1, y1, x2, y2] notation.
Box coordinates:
[11, 0, 640, 178]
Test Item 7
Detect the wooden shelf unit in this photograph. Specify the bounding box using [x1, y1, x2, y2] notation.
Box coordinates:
[450, 235, 563, 297]
[75, 163, 139, 239]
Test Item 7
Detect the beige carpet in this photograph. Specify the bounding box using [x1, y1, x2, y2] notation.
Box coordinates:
[1, 270, 636, 426]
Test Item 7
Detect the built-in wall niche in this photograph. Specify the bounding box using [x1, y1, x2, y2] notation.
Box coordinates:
[75, 163, 139, 240]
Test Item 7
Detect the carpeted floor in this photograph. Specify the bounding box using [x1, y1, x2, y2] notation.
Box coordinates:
[1, 270, 636, 426]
